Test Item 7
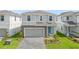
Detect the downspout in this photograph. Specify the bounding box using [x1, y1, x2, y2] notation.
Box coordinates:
[76, 16, 77, 26]
[66, 26, 69, 36]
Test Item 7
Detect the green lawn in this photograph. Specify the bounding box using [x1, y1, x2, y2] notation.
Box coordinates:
[46, 32, 79, 49]
[0, 32, 23, 49]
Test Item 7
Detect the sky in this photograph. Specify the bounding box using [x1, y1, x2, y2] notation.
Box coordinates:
[11, 10, 74, 15]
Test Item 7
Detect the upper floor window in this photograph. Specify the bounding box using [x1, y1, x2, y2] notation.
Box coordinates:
[1, 15, 4, 21]
[66, 16, 69, 20]
[27, 16, 31, 21]
[49, 16, 52, 21]
[40, 16, 42, 21]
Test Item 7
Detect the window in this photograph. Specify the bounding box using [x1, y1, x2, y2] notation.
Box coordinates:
[1, 15, 4, 21]
[49, 16, 52, 21]
[40, 16, 42, 21]
[66, 16, 69, 20]
[27, 16, 31, 21]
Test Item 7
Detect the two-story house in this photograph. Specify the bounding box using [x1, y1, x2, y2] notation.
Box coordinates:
[57, 11, 79, 37]
[0, 10, 22, 37]
[22, 10, 57, 38]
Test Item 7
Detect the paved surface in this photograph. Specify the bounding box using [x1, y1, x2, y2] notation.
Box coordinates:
[18, 38, 45, 49]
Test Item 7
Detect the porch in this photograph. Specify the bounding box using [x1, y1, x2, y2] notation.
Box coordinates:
[64, 26, 79, 37]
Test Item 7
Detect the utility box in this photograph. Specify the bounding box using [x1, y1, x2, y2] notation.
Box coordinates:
[4, 39, 11, 45]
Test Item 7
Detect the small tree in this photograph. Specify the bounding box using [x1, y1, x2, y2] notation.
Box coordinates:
[2, 31, 9, 41]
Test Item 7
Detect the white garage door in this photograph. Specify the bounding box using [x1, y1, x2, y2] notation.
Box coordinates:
[24, 27, 45, 37]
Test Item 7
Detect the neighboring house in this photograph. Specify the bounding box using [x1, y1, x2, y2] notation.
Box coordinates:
[22, 10, 57, 38]
[57, 11, 79, 37]
[0, 10, 22, 37]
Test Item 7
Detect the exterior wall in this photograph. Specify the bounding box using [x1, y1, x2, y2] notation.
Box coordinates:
[57, 23, 66, 34]
[22, 15, 55, 22]
[9, 16, 22, 29]
[72, 16, 77, 23]
[22, 14, 56, 26]
[57, 16, 63, 33]
[0, 14, 22, 36]
[8, 16, 22, 36]
[0, 15, 9, 29]
[57, 16, 67, 35]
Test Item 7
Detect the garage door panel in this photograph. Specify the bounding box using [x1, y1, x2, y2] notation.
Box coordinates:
[24, 27, 45, 37]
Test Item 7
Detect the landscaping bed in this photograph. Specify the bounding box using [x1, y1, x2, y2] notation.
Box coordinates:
[46, 32, 79, 49]
[44, 37, 59, 44]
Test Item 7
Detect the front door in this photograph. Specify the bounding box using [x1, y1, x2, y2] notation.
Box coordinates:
[48, 27, 54, 36]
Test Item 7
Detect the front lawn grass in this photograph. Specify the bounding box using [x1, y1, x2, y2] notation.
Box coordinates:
[0, 32, 23, 49]
[46, 32, 79, 49]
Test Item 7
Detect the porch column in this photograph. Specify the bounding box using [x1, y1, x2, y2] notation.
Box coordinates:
[66, 26, 69, 36]
[46, 26, 48, 37]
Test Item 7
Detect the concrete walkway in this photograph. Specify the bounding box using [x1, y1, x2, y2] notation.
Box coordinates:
[18, 38, 45, 49]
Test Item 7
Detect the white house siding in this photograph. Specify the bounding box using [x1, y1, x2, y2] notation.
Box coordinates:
[22, 15, 55, 22]
[57, 16, 68, 35]
[57, 16, 63, 32]
[72, 16, 77, 23]
[22, 15, 56, 26]
[56, 16, 61, 32]
[0, 15, 9, 29]
[9, 16, 22, 29]
[0, 15, 10, 37]
[62, 16, 67, 21]
[8, 16, 22, 36]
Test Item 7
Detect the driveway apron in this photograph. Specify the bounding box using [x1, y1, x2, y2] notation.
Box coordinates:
[18, 38, 45, 49]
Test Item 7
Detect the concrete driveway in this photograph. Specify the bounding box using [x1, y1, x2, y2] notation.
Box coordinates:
[18, 37, 45, 49]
